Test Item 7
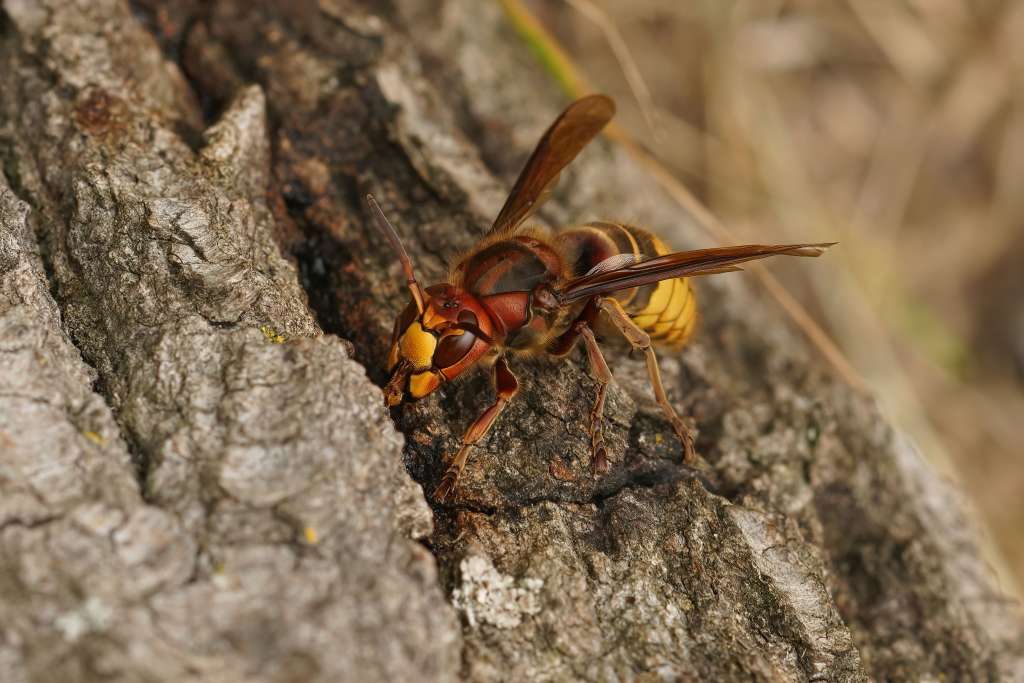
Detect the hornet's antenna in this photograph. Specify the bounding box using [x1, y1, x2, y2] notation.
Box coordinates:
[366, 194, 427, 314]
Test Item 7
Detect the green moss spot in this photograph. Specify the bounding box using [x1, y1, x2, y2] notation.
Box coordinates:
[260, 324, 286, 344]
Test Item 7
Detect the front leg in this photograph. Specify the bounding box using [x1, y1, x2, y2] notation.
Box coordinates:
[433, 356, 519, 501]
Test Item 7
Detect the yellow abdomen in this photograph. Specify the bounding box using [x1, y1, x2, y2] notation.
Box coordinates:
[624, 234, 697, 350]
[579, 223, 698, 350]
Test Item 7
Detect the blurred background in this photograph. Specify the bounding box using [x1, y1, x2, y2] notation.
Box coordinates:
[518, 0, 1024, 595]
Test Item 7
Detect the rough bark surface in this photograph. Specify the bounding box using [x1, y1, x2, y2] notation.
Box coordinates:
[0, 1, 1020, 682]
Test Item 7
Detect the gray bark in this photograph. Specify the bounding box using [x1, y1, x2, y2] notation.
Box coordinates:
[0, 1, 1020, 682]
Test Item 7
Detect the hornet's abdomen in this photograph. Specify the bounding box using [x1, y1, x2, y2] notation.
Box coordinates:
[556, 222, 697, 349]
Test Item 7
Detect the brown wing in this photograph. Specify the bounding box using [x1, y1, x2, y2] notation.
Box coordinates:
[488, 94, 616, 237]
[557, 243, 835, 304]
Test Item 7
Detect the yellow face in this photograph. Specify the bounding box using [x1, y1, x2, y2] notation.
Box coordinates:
[398, 322, 436, 370]
[384, 286, 493, 406]
[389, 320, 445, 401]
[408, 368, 442, 399]
[386, 304, 445, 405]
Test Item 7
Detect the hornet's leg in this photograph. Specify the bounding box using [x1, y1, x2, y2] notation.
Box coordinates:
[577, 323, 612, 474]
[547, 321, 584, 357]
[433, 356, 519, 501]
[546, 298, 600, 357]
[599, 297, 697, 464]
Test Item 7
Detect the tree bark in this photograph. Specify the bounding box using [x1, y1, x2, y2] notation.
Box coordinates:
[0, 1, 1020, 682]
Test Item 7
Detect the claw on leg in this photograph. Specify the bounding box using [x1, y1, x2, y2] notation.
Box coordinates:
[433, 445, 471, 501]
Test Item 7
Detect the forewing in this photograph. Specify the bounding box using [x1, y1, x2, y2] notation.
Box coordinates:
[488, 94, 615, 236]
[557, 243, 835, 303]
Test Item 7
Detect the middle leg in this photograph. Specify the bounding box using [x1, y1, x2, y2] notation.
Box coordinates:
[578, 323, 613, 474]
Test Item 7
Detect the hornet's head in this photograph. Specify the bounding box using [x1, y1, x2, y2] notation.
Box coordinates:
[366, 196, 496, 406]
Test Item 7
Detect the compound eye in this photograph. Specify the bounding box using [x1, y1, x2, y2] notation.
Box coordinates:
[434, 329, 477, 369]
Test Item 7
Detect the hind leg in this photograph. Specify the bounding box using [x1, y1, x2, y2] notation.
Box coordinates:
[598, 297, 696, 463]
